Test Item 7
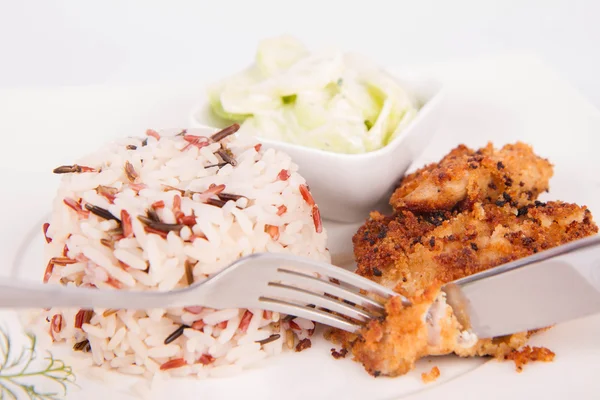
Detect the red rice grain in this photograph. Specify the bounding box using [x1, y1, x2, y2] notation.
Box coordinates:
[121, 210, 133, 238]
[265, 225, 280, 240]
[217, 321, 228, 329]
[276, 205, 287, 216]
[191, 320, 205, 331]
[312, 205, 323, 233]
[146, 129, 161, 140]
[151, 200, 165, 209]
[277, 169, 290, 181]
[160, 358, 187, 371]
[299, 185, 315, 207]
[75, 309, 93, 329]
[184, 306, 204, 314]
[63, 198, 90, 218]
[51, 314, 63, 333]
[238, 310, 253, 333]
[43, 223, 52, 243]
[197, 354, 215, 365]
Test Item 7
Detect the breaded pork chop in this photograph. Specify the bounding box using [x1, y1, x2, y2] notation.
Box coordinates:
[327, 142, 597, 378]
[354, 201, 597, 297]
[329, 201, 597, 377]
[390, 142, 553, 212]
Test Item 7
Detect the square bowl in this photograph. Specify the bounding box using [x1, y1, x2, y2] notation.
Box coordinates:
[190, 72, 445, 223]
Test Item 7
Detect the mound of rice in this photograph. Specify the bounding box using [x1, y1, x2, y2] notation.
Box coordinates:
[41, 126, 329, 378]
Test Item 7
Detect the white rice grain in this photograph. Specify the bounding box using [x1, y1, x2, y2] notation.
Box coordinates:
[147, 344, 180, 359]
[183, 329, 216, 347]
[83, 246, 136, 287]
[59, 263, 85, 277]
[202, 309, 239, 325]
[82, 323, 109, 339]
[118, 365, 146, 375]
[107, 327, 127, 350]
[127, 331, 148, 358]
[119, 312, 142, 335]
[217, 314, 241, 344]
[113, 249, 147, 270]
[110, 355, 135, 368]
[225, 343, 261, 362]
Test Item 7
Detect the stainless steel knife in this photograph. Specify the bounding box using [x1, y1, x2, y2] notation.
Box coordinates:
[443, 234, 600, 338]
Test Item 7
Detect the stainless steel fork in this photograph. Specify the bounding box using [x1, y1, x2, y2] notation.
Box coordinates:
[0, 253, 400, 332]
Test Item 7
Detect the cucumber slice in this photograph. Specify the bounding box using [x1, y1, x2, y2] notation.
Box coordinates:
[256, 35, 308, 76]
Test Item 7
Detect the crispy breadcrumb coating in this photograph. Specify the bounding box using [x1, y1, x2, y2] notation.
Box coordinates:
[390, 142, 553, 212]
[330, 143, 597, 378]
[504, 346, 555, 372]
[421, 366, 440, 383]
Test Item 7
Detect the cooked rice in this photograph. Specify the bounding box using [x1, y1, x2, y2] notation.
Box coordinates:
[41, 128, 329, 378]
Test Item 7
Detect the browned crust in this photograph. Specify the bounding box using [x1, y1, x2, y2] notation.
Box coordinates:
[390, 142, 553, 212]
[421, 366, 440, 383]
[354, 201, 597, 298]
[335, 142, 597, 378]
[504, 345, 555, 372]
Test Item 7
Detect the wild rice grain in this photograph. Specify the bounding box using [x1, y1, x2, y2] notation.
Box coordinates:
[184, 260, 195, 285]
[216, 149, 237, 166]
[53, 164, 97, 174]
[164, 325, 188, 345]
[210, 124, 240, 142]
[256, 334, 280, 346]
[286, 330, 295, 349]
[84, 204, 120, 221]
[124, 161, 139, 183]
[73, 339, 91, 352]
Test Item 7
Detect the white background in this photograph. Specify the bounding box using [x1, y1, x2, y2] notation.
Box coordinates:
[1, 0, 599, 106]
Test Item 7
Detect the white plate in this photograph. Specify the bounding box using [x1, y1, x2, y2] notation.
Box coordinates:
[0, 54, 599, 399]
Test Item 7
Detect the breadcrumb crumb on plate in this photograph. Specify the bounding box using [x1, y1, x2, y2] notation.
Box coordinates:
[421, 366, 440, 383]
[504, 346, 555, 372]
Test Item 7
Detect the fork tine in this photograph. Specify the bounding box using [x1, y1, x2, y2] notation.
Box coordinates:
[265, 282, 376, 321]
[276, 268, 387, 310]
[258, 296, 361, 332]
[274, 255, 400, 300]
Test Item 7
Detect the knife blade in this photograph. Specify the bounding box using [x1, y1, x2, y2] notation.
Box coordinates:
[442, 235, 600, 339]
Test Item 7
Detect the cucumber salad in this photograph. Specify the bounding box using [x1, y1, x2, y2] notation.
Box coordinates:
[208, 36, 420, 154]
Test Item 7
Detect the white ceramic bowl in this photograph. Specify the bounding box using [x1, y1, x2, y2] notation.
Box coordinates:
[190, 73, 445, 223]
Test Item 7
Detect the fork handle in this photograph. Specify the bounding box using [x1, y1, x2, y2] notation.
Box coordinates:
[0, 278, 182, 310]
